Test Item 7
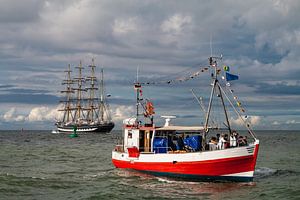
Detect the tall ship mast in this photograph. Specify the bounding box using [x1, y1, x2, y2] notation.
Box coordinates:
[55, 60, 114, 133]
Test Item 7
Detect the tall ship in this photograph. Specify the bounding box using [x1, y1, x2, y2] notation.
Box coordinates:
[112, 55, 259, 182]
[55, 59, 114, 133]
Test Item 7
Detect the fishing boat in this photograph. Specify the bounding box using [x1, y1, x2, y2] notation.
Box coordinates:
[112, 56, 259, 182]
[55, 59, 114, 133]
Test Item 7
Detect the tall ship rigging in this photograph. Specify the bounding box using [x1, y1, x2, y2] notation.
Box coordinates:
[112, 55, 259, 182]
[55, 59, 114, 133]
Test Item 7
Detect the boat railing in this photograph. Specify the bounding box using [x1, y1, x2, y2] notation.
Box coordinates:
[114, 136, 125, 152]
[114, 144, 125, 153]
[205, 140, 254, 152]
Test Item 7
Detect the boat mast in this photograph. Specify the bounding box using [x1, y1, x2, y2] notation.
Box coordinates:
[59, 64, 74, 123]
[217, 83, 232, 135]
[74, 61, 85, 122]
[97, 67, 113, 123]
[203, 56, 232, 148]
[100, 68, 104, 122]
[204, 57, 217, 134]
[87, 58, 98, 123]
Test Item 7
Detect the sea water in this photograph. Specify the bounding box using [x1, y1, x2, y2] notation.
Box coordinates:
[0, 130, 299, 200]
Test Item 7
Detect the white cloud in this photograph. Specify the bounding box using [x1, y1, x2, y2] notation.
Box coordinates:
[27, 106, 61, 122]
[1, 106, 62, 123]
[285, 119, 300, 124]
[2, 108, 26, 122]
[249, 116, 261, 126]
[113, 17, 138, 35]
[161, 14, 192, 34]
[230, 115, 261, 127]
[112, 105, 134, 122]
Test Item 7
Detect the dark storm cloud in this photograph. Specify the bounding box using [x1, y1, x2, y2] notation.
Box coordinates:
[0, 84, 14, 89]
[0, 0, 44, 23]
[255, 82, 300, 95]
[0, 94, 59, 104]
[0, 87, 50, 94]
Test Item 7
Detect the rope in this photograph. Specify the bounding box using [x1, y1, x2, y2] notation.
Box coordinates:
[217, 82, 257, 139]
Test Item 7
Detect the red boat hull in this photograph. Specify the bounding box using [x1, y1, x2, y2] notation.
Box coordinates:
[112, 143, 259, 182]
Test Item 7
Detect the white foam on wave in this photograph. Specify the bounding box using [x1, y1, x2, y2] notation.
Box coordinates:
[155, 177, 200, 185]
[156, 177, 177, 183]
[254, 167, 277, 178]
[31, 176, 46, 180]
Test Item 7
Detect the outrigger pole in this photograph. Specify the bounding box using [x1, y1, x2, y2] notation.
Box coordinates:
[191, 89, 206, 114]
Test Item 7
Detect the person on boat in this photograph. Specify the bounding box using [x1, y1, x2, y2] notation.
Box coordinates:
[243, 136, 248, 146]
[177, 135, 185, 150]
[230, 131, 237, 147]
[217, 134, 226, 150]
[237, 135, 244, 146]
[184, 135, 194, 152]
[224, 134, 230, 148]
[167, 135, 176, 151]
[209, 137, 218, 151]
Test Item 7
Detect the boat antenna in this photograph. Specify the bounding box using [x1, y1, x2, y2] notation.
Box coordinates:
[136, 66, 139, 83]
[134, 66, 141, 125]
[210, 34, 213, 57]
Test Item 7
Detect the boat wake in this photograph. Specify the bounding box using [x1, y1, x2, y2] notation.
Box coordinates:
[156, 177, 178, 184]
[255, 167, 300, 180]
[83, 169, 115, 180]
[254, 167, 277, 179]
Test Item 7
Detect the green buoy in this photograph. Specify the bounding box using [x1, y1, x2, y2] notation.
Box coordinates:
[69, 125, 78, 138]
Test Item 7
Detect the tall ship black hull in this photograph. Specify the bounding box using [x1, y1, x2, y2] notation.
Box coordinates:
[56, 122, 114, 133]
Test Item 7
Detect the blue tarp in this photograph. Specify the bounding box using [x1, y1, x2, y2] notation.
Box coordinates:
[153, 138, 168, 153]
[184, 135, 202, 151]
[153, 135, 202, 153]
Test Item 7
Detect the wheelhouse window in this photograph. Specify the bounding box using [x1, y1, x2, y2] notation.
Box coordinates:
[128, 130, 132, 138]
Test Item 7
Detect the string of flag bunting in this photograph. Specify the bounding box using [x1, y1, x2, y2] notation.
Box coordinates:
[222, 65, 250, 121]
[137, 63, 250, 120]
[135, 62, 253, 130]
[139, 64, 241, 86]
[139, 66, 210, 85]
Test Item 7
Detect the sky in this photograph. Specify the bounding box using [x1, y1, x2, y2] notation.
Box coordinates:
[0, 0, 300, 130]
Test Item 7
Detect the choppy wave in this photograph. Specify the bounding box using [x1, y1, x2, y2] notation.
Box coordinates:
[274, 169, 300, 176]
[0, 173, 46, 180]
[0, 130, 300, 200]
